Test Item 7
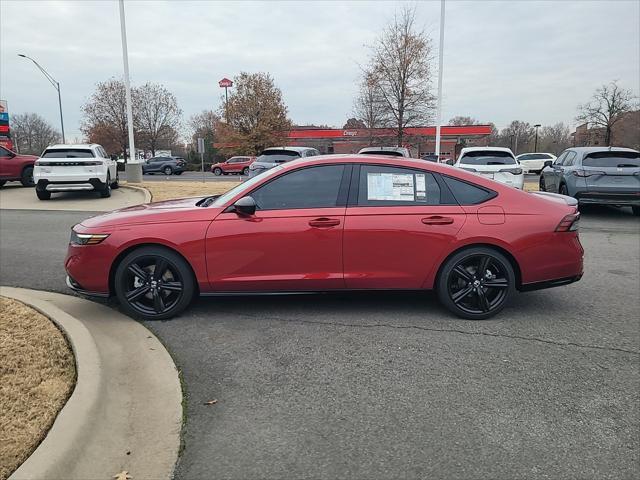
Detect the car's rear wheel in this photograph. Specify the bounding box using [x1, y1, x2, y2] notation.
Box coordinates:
[21, 166, 35, 187]
[632, 206, 640, 216]
[539, 175, 546, 191]
[114, 246, 195, 320]
[242, 167, 249, 175]
[437, 247, 515, 320]
[213, 167, 222, 176]
[163, 166, 173, 175]
[559, 184, 569, 196]
[100, 174, 112, 198]
[36, 189, 51, 200]
[0, 180, 6, 188]
[111, 172, 120, 189]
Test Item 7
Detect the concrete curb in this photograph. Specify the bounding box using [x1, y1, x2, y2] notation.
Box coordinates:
[122, 183, 153, 202]
[2, 287, 182, 480]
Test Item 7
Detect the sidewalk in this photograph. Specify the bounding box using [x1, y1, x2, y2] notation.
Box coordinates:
[1, 287, 181, 480]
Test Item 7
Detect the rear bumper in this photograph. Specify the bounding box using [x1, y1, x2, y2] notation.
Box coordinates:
[36, 178, 107, 192]
[575, 191, 640, 206]
[520, 274, 583, 292]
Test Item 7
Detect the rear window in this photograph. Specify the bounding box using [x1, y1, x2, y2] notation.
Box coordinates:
[257, 150, 301, 163]
[360, 150, 405, 157]
[460, 151, 516, 166]
[582, 151, 640, 168]
[519, 153, 551, 160]
[42, 149, 94, 158]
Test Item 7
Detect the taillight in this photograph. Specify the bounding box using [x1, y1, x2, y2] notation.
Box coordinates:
[573, 170, 606, 177]
[556, 213, 580, 232]
[499, 167, 523, 175]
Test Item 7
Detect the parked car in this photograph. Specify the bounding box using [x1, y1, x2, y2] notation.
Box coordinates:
[539, 147, 640, 215]
[212, 156, 256, 176]
[358, 146, 411, 157]
[421, 153, 439, 162]
[0, 145, 37, 187]
[454, 147, 524, 189]
[65, 154, 583, 321]
[516, 152, 557, 174]
[248, 147, 320, 178]
[142, 156, 185, 175]
[33, 144, 119, 200]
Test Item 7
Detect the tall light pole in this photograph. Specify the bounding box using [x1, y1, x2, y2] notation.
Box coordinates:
[434, 0, 446, 161]
[118, 0, 141, 183]
[534, 123, 541, 152]
[18, 54, 65, 143]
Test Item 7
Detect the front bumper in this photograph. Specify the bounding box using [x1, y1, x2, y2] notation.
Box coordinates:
[66, 275, 109, 297]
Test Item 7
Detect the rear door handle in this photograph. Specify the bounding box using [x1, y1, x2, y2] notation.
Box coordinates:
[309, 218, 341, 227]
[422, 216, 454, 225]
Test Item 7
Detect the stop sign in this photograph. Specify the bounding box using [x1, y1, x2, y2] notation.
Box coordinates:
[219, 78, 233, 88]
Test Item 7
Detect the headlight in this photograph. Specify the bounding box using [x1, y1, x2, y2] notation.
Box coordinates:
[70, 230, 110, 245]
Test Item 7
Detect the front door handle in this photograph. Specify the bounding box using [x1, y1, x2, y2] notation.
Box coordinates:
[422, 216, 454, 225]
[309, 218, 341, 227]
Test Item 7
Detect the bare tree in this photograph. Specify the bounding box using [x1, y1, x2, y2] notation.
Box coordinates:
[134, 82, 182, 156]
[11, 113, 60, 154]
[367, 6, 435, 145]
[448, 116, 480, 126]
[538, 122, 572, 154]
[82, 78, 132, 159]
[501, 120, 534, 154]
[576, 81, 638, 146]
[353, 69, 388, 145]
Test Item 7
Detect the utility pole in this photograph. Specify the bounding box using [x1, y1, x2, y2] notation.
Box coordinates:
[434, 0, 446, 161]
[119, 0, 141, 183]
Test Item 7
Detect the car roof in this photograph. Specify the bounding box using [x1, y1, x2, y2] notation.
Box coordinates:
[358, 146, 408, 152]
[565, 146, 639, 154]
[261, 146, 318, 154]
[45, 144, 101, 150]
[459, 146, 515, 155]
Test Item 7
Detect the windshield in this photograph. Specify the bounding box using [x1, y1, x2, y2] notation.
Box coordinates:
[210, 165, 285, 207]
[460, 151, 516, 165]
[257, 151, 301, 163]
[583, 151, 640, 168]
[42, 149, 94, 158]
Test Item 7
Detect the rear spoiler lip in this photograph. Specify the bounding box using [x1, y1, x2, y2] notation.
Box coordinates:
[530, 190, 579, 207]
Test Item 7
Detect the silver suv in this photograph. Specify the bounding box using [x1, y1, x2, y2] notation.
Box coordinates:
[539, 147, 640, 215]
[248, 147, 320, 178]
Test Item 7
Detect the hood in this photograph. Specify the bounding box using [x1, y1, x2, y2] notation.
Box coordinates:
[80, 197, 221, 228]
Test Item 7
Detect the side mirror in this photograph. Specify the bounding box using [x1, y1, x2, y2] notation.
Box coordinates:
[233, 196, 256, 216]
[544, 160, 553, 168]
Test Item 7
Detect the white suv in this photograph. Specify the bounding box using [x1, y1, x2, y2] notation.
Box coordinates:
[454, 147, 524, 189]
[33, 144, 118, 200]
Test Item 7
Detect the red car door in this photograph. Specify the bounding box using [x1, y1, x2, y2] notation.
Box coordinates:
[343, 164, 466, 289]
[0, 146, 18, 178]
[206, 164, 348, 291]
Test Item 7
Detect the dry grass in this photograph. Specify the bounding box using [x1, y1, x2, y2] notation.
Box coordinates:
[0, 297, 75, 480]
[137, 181, 240, 202]
[524, 181, 539, 192]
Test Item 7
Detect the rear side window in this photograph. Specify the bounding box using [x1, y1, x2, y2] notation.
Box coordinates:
[582, 151, 640, 168]
[460, 151, 516, 165]
[42, 149, 94, 158]
[442, 176, 496, 205]
[257, 151, 301, 163]
[356, 165, 441, 206]
[251, 165, 345, 210]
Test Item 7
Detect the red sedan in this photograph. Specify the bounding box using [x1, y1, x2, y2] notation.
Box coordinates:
[211, 156, 256, 176]
[66, 155, 583, 320]
[0, 145, 37, 187]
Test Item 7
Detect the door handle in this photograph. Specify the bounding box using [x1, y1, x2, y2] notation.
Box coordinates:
[309, 218, 341, 227]
[422, 216, 454, 225]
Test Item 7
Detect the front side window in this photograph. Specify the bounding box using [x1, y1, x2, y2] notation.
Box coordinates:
[42, 149, 94, 158]
[251, 165, 345, 210]
[357, 165, 441, 206]
[0, 146, 11, 157]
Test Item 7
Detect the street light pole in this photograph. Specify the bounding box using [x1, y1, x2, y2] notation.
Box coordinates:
[18, 54, 66, 143]
[534, 123, 541, 152]
[434, 0, 446, 161]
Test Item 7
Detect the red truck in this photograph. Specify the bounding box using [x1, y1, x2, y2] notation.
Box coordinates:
[0, 145, 37, 187]
[211, 156, 256, 176]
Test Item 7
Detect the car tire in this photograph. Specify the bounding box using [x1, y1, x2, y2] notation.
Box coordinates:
[100, 174, 112, 198]
[174, 171, 183, 176]
[559, 184, 569, 197]
[539, 176, 546, 191]
[111, 172, 120, 189]
[36, 189, 51, 200]
[242, 167, 249, 175]
[21, 166, 35, 187]
[0, 180, 6, 188]
[163, 166, 173, 175]
[114, 246, 195, 320]
[632, 206, 640, 216]
[213, 167, 222, 176]
[437, 247, 516, 320]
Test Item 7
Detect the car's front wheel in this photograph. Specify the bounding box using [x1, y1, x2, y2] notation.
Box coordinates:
[163, 166, 173, 175]
[242, 167, 249, 175]
[21, 166, 35, 187]
[437, 247, 516, 320]
[0, 180, 6, 188]
[213, 167, 222, 176]
[632, 206, 640, 216]
[114, 246, 195, 320]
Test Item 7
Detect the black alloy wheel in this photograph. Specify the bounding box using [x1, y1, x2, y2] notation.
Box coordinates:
[21, 166, 35, 187]
[437, 248, 515, 320]
[114, 246, 195, 320]
[164, 166, 173, 175]
[111, 172, 120, 189]
[100, 173, 112, 198]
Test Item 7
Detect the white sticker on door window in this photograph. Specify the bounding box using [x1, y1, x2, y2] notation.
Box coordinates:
[367, 172, 415, 201]
[415, 173, 426, 199]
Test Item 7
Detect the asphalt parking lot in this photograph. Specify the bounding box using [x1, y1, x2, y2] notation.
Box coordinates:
[0, 204, 638, 479]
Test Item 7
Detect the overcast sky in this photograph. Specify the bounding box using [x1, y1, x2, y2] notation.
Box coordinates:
[1, 0, 638, 140]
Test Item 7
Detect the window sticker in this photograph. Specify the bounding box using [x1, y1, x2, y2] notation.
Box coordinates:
[367, 172, 415, 201]
[415, 173, 426, 200]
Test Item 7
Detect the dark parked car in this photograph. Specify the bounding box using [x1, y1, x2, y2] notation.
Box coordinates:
[539, 147, 640, 215]
[0, 145, 37, 187]
[142, 156, 186, 175]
